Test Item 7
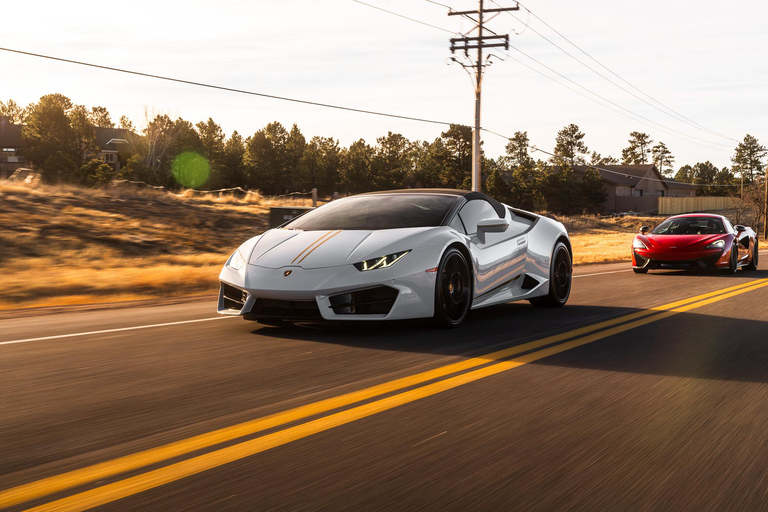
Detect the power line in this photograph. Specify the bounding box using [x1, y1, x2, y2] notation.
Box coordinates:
[498, 44, 732, 153]
[512, 0, 739, 143]
[0, 46, 458, 128]
[370, 0, 733, 153]
[482, 128, 738, 187]
[424, 0, 454, 10]
[488, 0, 732, 147]
[353, 0, 458, 34]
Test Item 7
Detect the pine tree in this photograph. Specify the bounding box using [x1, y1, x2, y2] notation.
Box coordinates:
[552, 124, 588, 165]
[651, 141, 675, 176]
[621, 132, 653, 164]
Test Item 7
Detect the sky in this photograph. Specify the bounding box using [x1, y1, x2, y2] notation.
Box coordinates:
[1, 0, 766, 170]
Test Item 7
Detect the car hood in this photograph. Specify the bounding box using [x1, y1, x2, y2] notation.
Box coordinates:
[248, 227, 436, 269]
[642, 234, 728, 250]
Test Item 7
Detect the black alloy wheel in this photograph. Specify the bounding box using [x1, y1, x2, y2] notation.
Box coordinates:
[530, 242, 572, 307]
[745, 241, 759, 271]
[724, 243, 739, 274]
[433, 248, 472, 328]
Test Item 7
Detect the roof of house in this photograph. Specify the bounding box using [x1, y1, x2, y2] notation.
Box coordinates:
[664, 178, 697, 190]
[571, 164, 667, 188]
[94, 126, 133, 150]
[0, 116, 24, 147]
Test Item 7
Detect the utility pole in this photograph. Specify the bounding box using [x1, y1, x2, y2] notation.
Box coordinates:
[448, 1, 518, 192]
[763, 172, 767, 239]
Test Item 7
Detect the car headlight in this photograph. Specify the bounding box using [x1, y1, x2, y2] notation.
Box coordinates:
[354, 250, 410, 271]
[227, 249, 246, 270]
[632, 238, 648, 249]
[704, 239, 725, 250]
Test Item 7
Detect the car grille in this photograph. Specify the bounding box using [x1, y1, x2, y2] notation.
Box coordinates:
[249, 298, 323, 319]
[328, 286, 399, 315]
[221, 283, 248, 311]
[642, 254, 721, 269]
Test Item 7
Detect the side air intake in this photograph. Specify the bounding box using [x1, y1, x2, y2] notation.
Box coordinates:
[521, 274, 540, 290]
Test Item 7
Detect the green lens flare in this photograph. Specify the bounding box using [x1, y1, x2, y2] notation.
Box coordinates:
[172, 152, 210, 188]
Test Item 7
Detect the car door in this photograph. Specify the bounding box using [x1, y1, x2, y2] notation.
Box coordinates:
[457, 199, 527, 298]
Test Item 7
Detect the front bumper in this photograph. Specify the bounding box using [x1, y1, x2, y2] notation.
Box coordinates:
[218, 259, 437, 321]
[632, 249, 728, 270]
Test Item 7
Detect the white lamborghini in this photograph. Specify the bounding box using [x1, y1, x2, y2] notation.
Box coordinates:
[218, 189, 572, 327]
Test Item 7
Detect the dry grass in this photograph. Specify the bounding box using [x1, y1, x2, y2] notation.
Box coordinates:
[555, 213, 661, 266]
[0, 182, 274, 310]
[0, 182, 662, 310]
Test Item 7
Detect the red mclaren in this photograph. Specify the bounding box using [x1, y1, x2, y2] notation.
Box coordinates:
[632, 213, 759, 274]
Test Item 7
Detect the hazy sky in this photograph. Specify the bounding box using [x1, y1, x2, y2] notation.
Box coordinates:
[2, 0, 766, 169]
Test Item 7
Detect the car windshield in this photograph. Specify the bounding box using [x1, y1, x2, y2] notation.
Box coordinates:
[283, 194, 460, 231]
[651, 217, 726, 235]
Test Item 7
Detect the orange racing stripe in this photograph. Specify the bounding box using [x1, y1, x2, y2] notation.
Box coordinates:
[290, 231, 337, 264]
[296, 230, 342, 264]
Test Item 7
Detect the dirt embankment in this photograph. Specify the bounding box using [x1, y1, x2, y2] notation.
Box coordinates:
[0, 183, 653, 310]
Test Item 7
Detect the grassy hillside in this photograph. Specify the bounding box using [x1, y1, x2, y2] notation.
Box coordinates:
[0, 183, 314, 309]
[0, 183, 653, 310]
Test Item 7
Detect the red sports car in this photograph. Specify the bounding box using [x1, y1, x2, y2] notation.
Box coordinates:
[632, 213, 759, 274]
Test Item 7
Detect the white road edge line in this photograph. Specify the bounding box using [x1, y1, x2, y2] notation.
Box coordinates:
[0, 316, 234, 346]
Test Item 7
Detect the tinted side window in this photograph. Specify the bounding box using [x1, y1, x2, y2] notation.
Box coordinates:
[458, 200, 497, 235]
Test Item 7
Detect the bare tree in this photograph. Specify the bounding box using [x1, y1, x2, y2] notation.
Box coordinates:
[729, 193, 751, 225]
[742, 184, 766, 235]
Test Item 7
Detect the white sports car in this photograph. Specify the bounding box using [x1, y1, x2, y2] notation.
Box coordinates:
[218, 189, 572, 327]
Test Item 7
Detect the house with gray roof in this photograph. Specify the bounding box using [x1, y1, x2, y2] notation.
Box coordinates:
[0, 115, 28, 178]
[0, 116, 134, 178]
[570, 164, 696, 214]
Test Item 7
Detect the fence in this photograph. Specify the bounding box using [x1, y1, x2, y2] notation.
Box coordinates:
[614, 196, 659, 215]
[658, 196, 737, 215]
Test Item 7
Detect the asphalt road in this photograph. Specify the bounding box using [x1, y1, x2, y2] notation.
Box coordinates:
[2, 257, 768, 511]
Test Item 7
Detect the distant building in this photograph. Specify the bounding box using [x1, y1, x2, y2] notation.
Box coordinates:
[0, 116, 29, 179]
[500, 163, 697, 214]
[569, 164, 696, 214]
[664, 177, 697, 198]
[94, 126, 133, 173]
[0, 115, 134, 178]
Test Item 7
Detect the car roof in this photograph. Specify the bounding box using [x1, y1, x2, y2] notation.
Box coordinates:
[670, 213, 724, 219]
[361, 189, 506, 218]
[363, 188, 470, 196]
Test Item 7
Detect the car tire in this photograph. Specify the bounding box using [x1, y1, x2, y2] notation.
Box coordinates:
[724, 243, 739, 274]
[433, 247, 472, 328]
[745, 241, 758, 271]
[529, 242, 572, 307]
[633, 268, 649, 274]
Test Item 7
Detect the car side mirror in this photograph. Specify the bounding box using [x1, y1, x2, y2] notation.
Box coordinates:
[475, 218, 509, 243]
[639, 226, 649, 234]
[477, 218, 509, 233]
[735, 225, 746, 232]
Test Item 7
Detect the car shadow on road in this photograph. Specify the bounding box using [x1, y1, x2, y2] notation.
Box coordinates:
[253, 269, 768, 381]
[251, 302, 638, 358]
[531, 309, 768, 384]
[639, 268, 767, 278]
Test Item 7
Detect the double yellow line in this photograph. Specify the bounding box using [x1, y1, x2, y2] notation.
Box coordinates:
[5, 278, 768, 511]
